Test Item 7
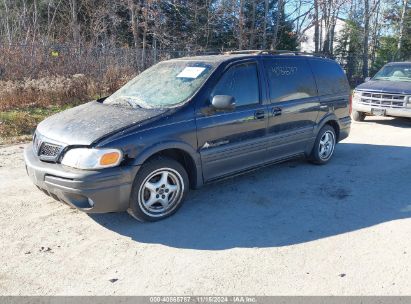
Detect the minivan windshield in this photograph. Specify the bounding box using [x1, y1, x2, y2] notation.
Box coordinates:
[373, 64, 411, 82]
[104, 60, 215, 109]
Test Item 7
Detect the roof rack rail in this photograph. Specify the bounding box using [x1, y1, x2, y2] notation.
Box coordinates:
[223, 50, 262, 55]
[260, 50, 327, 57]
[223, 49, 327, 57]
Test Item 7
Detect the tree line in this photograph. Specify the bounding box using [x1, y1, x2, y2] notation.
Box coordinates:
[0, 0, 410, 80]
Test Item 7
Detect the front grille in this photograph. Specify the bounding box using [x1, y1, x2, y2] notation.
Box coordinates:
[40, 143, 61, 158]
[359, 92, 407, 108]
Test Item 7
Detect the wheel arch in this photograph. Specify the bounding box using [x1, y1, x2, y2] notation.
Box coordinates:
[315, 114, 341, 141]
[130, 142, 203, 189]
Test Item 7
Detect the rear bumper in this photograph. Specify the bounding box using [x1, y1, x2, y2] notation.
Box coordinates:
[353, 103, 411, 118]
[338, 116, 351, 142]
[24, 143, 140, 213]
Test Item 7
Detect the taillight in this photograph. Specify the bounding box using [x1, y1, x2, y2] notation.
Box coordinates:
[349, 94, 352, 114]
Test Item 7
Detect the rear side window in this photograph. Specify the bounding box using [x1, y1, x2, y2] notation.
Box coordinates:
[212, 62, 260, 107]
[263, 58, 317, 102]
[308, 59, 350, 95]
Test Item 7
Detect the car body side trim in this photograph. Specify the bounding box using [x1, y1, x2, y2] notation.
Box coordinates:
[205, 152, 305, 183]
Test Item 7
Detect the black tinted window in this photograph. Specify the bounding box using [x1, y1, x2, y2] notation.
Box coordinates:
[308, 59, 350, 95]
[212, 62, 259, 107]
[264, 58, 317, 102]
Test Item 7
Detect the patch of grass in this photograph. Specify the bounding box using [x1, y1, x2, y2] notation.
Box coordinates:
[0, 70, 135, 144]
[0, 104, 73, 144]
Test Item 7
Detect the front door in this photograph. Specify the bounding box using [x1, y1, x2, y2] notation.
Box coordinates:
[196, 60, 269, 181]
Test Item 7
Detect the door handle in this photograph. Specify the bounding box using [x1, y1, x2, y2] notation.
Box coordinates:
[254, 110, 266, 120]
[272, 107, 282, 116]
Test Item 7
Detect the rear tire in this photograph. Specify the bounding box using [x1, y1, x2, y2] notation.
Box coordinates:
[309, 125, 337, 165]
[352, 110, 366, 122]
[127, 156, 189, 222]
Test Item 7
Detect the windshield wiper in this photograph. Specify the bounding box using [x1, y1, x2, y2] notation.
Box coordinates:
[128, 100, 142, 108]
[107, 97, 143, 109]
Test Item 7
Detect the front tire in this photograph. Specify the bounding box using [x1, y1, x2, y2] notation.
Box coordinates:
[309, 125, 337, 165]
[127, 157, 189, 222]
[352, 110, 366, 122]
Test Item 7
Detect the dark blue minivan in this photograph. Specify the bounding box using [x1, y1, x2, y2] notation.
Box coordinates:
[24, 51, 351, 221]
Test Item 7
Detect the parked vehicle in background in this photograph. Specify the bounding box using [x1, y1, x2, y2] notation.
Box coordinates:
[24, 51, 351, 222]
[352, 62, 411, 121]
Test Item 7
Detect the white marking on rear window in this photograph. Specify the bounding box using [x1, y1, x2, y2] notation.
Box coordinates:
[272, 66, 298, 76]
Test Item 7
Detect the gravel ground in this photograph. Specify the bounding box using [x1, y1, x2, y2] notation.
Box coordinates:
[0, 116, 411, 295]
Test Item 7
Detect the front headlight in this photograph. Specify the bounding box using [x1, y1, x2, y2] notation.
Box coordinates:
[352, 90, 362, 101]
[61, 148, 123, 170]
[407, 96, 411, 108]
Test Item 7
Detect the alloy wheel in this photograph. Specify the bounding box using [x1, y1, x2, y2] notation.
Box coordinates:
[318, 130, 335, 161]
[138, 168, 184, 217]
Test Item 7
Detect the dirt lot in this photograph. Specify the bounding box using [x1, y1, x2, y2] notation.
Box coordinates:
[1, 116, 411, 295]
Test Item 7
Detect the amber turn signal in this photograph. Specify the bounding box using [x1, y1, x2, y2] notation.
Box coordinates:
[100, 152, 121, 166]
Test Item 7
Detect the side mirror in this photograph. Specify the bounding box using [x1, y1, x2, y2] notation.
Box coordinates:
[364, 77, 371, 82]
[211, 95, 235, 110]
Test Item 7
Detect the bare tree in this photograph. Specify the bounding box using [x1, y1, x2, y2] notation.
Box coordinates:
[262, 0, 269, 49]
[128, 0, 141, 48]
[69, 0, 80, 46]
[314, 0, 320, 52]
[249, 0, 257, 48]
[46, 0, 63, 43]
[370, 0, 381, 68]
[2, 0, 12, 44]
[141, 0, 148, 68]
[272, 0, 284, 49]
[397, 0, 409, 58]
[238, 0, 245, 49]
[362, 0, 370, 77]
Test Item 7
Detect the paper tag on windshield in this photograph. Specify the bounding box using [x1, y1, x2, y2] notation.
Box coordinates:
[177, 67, 206, 79]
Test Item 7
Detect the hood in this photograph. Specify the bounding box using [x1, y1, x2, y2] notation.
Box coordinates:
[36, 101, 166, 145]
[356, 80, 411, 95]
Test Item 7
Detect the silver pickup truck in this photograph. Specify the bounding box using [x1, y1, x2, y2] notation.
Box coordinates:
[352, 62, 411, 121]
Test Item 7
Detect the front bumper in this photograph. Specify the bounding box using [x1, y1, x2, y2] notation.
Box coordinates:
[24, 143, 140, 213]
[353, 103, 411, 118]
